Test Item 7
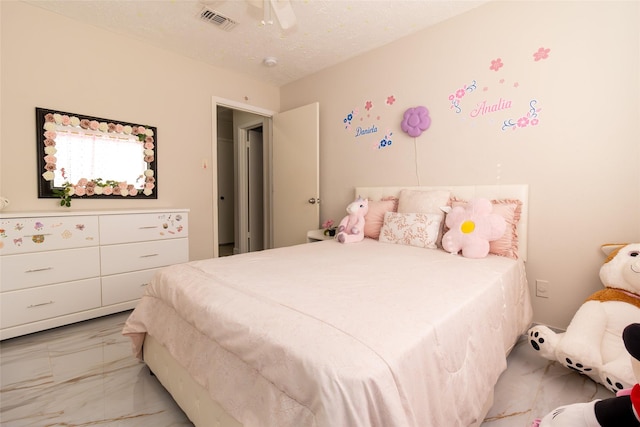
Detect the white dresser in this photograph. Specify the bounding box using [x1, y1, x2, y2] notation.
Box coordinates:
[0, 209, 189, 340]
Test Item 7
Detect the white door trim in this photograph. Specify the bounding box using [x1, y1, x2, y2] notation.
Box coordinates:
[237, 120, 264, 254]
[213, 97, 275, 117]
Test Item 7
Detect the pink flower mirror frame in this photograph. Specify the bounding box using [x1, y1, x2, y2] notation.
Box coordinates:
[36, 107, 158, 204]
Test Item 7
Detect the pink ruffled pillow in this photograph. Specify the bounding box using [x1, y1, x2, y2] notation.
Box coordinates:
[442, 198, 506, 259]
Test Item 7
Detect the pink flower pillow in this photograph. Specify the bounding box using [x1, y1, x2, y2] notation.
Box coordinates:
[442, 198, 507, 259]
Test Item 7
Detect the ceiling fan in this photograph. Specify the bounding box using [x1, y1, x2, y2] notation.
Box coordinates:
[247, 0, 297, 30]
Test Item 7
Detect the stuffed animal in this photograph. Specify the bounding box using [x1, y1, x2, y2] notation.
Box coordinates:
[531, 323, 640, 427]
[441, 198, 506, 259]
[336, 196, 368, 243]
[528, 243, 640, 393]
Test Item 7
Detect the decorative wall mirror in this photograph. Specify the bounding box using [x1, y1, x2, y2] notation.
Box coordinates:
[36, 107, 157, 205]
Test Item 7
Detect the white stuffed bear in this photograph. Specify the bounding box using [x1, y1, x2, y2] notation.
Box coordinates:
[532, 323, 640, 427]
[528, 243, 640, 393]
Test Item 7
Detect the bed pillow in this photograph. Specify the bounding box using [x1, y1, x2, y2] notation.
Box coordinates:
[364, 197, 398, 240]
[378, 212, 443, 249]
[397, 189, 451, 214]
[450, 198, 522, 259]
[398, 189, 451, 247]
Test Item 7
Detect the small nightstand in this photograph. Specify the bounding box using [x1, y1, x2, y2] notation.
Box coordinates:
[307, 229, 335, 242]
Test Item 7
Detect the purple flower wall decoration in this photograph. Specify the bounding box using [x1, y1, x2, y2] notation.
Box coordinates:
[401, 106, 431, 137]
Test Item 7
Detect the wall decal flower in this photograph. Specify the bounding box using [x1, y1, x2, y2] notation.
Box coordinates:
[489, 58, 504, 71]
[533, 47, 551, 61]
[502, 99, 542, 131]
[342, 108, 358, 129]
[400, 106, 431, 137]
[447, 80, 477, 114]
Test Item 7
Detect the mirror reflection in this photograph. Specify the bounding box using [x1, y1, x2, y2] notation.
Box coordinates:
[36, 107, 158, 203]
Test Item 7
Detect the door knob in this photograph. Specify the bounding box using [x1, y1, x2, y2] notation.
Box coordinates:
[308, 197, 320, 205]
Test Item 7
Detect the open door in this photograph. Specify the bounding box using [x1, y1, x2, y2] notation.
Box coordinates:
[247, 128, 264, 252]
[212, 98, 319, 256]
[272, 102, 320, 248]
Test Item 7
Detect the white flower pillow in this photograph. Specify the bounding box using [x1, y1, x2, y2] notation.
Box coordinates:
[379, 212, 444, 249]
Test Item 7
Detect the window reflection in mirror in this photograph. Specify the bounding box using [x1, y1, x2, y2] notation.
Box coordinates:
[36, 107, 158, 200]
[52, 128, 146, 188]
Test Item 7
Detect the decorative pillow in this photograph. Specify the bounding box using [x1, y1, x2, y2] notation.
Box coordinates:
[379, 212, 444, 249]
[442, 198, 507, 259]
[364, 197, 398, 240]
[398, 189, 451, 248]
[450, 198, 522, 259]
[397, 189, 451, 214]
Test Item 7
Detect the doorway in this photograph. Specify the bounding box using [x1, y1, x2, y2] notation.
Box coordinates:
[216, 106, 267, 257]
[212, 97, 320, 259]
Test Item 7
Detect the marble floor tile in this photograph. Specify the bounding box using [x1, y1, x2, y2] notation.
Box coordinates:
[481, 336, 613, 427]
[1, 312, 615, 427]
[0, 311, 192, 426]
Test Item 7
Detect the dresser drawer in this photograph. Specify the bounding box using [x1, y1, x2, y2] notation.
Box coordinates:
[100, 238, 188, 276]
[0, 216, 99, 255]
[98, 212, 188, 245]
[101, 268, 161, 306]
[0, 278, 101, 329]
[1, 247, 100, 292]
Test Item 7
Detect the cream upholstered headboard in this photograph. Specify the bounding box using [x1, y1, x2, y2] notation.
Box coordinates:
[355, 185, 529, 261]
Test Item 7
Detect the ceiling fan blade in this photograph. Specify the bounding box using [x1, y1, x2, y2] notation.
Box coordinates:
[269, 0, 296, 30]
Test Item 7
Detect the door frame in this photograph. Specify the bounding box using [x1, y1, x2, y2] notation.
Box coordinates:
[237, 121, 265, 254]
[212, 97, 275, 257]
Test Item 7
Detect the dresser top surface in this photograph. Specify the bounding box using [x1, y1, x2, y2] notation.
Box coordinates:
[0, 209, 190, 219]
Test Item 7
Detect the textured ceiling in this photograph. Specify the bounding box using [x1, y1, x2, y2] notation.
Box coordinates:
[24, 0, 488, 87]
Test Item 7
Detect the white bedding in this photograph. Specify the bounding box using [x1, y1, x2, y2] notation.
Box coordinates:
[124, 238, 532, 427]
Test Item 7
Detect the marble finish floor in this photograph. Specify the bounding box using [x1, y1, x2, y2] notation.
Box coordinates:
[1, 312, 613, 426]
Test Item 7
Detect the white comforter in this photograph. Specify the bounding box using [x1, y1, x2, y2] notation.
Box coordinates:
[123, 239, 532, 427]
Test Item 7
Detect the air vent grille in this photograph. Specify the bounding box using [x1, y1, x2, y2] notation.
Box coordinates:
[199, 7, 237, 31]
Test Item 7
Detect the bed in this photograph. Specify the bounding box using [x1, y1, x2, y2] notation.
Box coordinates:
[123, 185, 533, 427]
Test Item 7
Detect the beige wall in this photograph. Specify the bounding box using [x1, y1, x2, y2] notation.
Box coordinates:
[0, 1, 279, 261]
[281, 1, 640, 329]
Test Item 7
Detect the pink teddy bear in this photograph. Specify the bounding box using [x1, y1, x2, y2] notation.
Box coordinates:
[442, 198, 506, 258]
[337, 197, 368, 243]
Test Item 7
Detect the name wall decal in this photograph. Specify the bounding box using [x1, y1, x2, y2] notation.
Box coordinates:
[355, 124, 378, 137]
[342, 94, 397, 150]
[446, 46, 549, 132]
[470, 98, 513, 118]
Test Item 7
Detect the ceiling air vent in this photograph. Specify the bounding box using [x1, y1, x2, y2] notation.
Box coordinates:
[199, 7, 238, 31]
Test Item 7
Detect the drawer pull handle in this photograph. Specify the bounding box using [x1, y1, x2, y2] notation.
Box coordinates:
[140, 283, 149, 287]
[25, 267, 54, 273]
[140, 253, 159, 258]
[27, 300, 54, 308]
[138, 226, 158, 229]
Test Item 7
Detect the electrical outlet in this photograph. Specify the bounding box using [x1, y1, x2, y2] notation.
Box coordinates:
[536, 279, 549, 298]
